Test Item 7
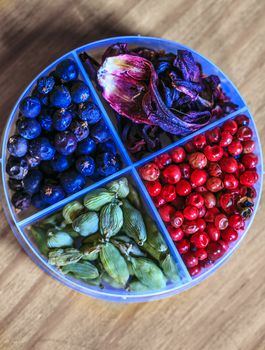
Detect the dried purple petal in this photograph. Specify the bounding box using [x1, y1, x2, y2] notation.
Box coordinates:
[173, 50, 201, 82]
[102, 43, 129, 62]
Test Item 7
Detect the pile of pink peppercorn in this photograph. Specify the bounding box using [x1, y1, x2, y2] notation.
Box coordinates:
[139, 115, 259, 276]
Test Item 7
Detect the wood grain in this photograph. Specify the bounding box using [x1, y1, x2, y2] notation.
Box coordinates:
[0, 1, 265, 349]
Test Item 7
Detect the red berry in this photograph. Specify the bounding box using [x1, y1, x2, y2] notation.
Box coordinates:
[183, 205, 199, 221]
[192, 134, 206, 150]
[188, 152, 208, 169]
[205, 127, 221, 144]
[208, 162, 222, 177]
[218, 240, 229, 252]
[162, 165, 181, 184]
[220, 157, 238, 173]
[228, 140, 243, 156]
[161, 184, 176, 202]
[223, 119, 238, 135]
[170, 211, 184, 228]
[200, 258, 214, 268]
[204, 208, 220, 223]
[239, 186, 257, 199]
[198, 205, 206, 218]
[167, 225, 184, 241]
[237, 126, 253, 141]
[240, 170, 258, 186]
[219, 131, 233, 147]
[235, 163, 246, 178]
[188, 265, 201, 276]
[228, 214, 244, 230]
[223, 174, 239, 190]
[191, 169, 207, 186]
[176, 179, 192, 196]
[139, 163, 160, 181]
[242, 140, 255, 154]
[176, 238, 190, 254]
[221, 227, 238, 242]
[235, 115, 249, 126]
[205, 223, 220, 241]
[145, 180, 162, 197]
[183, 252, 198, 268]
[186, 193, 204, 208]
[194, 248, 207, 260]
[158, 204, 175, 222]
[171, 147, 186, 163]
[179, 163, 191, 179]
[214, 213, 228, 230]
[204, 145, 224, 162]
[196, 218, 206, 231]
[202, 191, 216, 208]
[206, 241, 225, 261]
[182, 220, 199, 235]
[242, 153, 258, 169]
[171, 196, 185, 210]
[185, 141, 196, 153]
[219, 193, 236, 214]
[206, 177, 224, 192]
[190, 232, 210, 248]
[154, 153, 172, 169]
[153, 195, 166, 208]
[195, 185, 207, 193]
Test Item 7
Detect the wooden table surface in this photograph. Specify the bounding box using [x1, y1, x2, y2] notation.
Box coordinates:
[0, 1, 265, 349]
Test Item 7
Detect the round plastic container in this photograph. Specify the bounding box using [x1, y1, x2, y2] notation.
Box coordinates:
[1, 36, 263, 302]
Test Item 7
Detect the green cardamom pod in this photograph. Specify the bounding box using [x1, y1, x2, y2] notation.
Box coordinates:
[127, 184, 141, 209]
[47, 231, 74, 248]
[99, 203, 123, 238]
[84, 188, 115, 211]
[111, 238, 146, 258]
[131, 257, 166, 290]
[62, 225, 80, 238]
[81, 244, 100, 261]
[128, 280, 150, 292]
[41, 213, 63, 226]
[62, 201, 84, 224]
[122, 199, 147, 245]
[29, 226, 49, 256]
[142, 217, 168, 260]
[101, 272, 125, 289]
[100, 243, 129, 286]
[48, 248, 83, 267]
[61, 261, 99, 280]
[160, 254, 180, 283]
[83, 232, 101, 244]
[106, 177, 129, 198]
[82, 277, 102, 287]
[72, 212, 99, 237]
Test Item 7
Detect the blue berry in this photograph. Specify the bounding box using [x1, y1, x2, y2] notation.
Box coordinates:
[75, 156, 95, 177]
[55, 59, 78, 82]
[78, 102, 101, 123]
[60, 170, 86, 194]
[40, 161, 56, 176]
[90, 120, 111, 143]
[51, 154, 74, 172]
[76, 137, 96, 155]
[54, 131, 77, 156]
[69, 119, 89, 142]
[40, 183, 65, 204]
[31, 193, 46, 209]
[6, 156, 29, 180]
[19, 96, 41, 118]
[11, 191, 31, 211]
[7, 135, 28, 158]
[25, 154, 41, 168]
[32, 89, 49, 106]
[70, 80, 90, 103]
[96, 152, 121, 177]
[50, 85, 71, 108]
[23, 169, 43, 194]
[17, 118, 41, 139]
[29, 137, 55, 161]
[98, 140, 117, 154]
[53, 110, 73, 131]
[37, 75, 55, 94]
[8, 178, 24, 191]
[38, 110, 53, 132]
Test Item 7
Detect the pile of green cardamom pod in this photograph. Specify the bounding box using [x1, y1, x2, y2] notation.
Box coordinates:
[28, 177, 181, 292]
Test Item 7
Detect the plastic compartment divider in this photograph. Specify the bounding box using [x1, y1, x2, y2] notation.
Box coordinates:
[131, 167, 192, 282]
[72, 51, 133, 167]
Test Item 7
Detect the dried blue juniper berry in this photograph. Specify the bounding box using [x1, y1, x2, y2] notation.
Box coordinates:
[51, 154, 74, 172]
[69, 119, 90, 142]
[70, 80, 90, 104]
[37, 75, 55, 94]
[60, 170, 86, 194]
[19, 96, 41, 118]
[90, 120, 111, 143]
[75, 156, 95, 177]
[6, 156, 29, 180]
[23, 169, 43, 194]
[11, 191, 31, 211]
[17, 118, 41, 140]
[7, 135, 28, 158]
[29, 137, 55, 161]
[76, 137, 96, 155]
[38, 109, 53, 132]
[40, 183, 65, 205]
[54, 131, 77, 156]
[55, 59, 78, 82]
[78, 101, 101, 123]
[50, 85, 72, 108]
[53, 110, 73, 131]
[96, 152, 121, 177]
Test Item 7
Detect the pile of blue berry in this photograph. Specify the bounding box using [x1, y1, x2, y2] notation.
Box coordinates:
[6, 59, 121, 212]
